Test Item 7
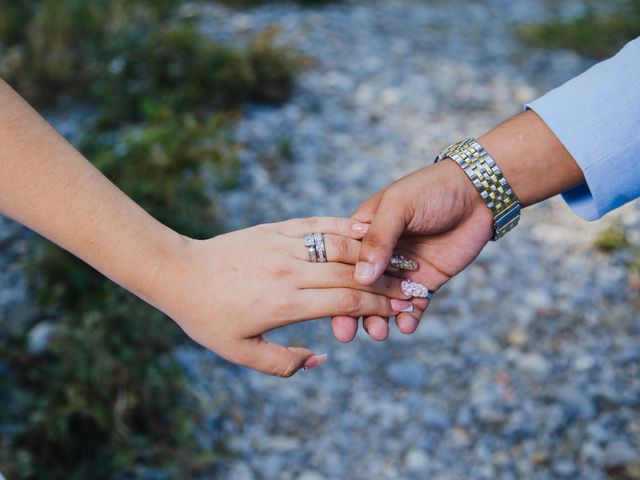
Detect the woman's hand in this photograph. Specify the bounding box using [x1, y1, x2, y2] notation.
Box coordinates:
[152, 217, 415, 377]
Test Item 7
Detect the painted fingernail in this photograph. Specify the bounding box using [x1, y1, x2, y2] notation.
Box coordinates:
[355, 262, 375, 281]
[302, 353, 328, 370]
[391, 299, 414, 313]
[389, 254, 418, 271]
[401, 279, 431, 298]
[352, 222, 369, 233]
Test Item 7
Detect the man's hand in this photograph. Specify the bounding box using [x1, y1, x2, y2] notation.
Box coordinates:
[331, 159, 494, 342]
[332, 110, 586, 342]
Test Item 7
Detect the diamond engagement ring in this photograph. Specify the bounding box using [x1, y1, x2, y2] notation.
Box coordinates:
[304, 232, 327, 263]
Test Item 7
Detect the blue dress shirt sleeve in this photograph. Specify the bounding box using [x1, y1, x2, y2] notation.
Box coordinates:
[525, 36, 640, 220]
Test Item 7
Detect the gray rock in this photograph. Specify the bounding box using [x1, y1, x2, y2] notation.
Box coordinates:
[581, 441, 604, 466]
[227, 462, 255, 480]
[386, 360, 427, 389]
[615, 344, 640, 365]
[515, 352, 551, 377]
[552, 460, 577, 477]
[404, 448, 431, 472]
[298, 471, 324, 480]
[421, 407, 451, 430]
[554, 385, 596, 420]
[26, 321, 56, 355]
[603, 441, 638, 468]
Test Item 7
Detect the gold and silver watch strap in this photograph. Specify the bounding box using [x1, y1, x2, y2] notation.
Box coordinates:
[435, 138, 520, 240]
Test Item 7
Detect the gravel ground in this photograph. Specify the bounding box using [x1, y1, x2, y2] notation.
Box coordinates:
[2, 1, 640, 479]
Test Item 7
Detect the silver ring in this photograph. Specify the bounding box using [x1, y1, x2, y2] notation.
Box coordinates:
[304, 234, 317, 262]
[303, 232, 327, 263]
[313, 232, 326, 263]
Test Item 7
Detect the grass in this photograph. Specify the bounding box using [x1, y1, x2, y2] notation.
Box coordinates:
[517, 0, 640, 58]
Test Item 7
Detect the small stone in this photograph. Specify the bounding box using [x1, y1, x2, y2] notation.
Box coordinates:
[552, 460, 576, 477]
[581, 441, 604, 465]
[604, 441, 638, 468]
[263, 435, 298, 452]
[554, 385, 595, 420]
[27, 321, 56, 355]
[531, 452, 548, 466]
[515, 352, 551, 377]
[421, 407, 450, 430]
[387, 360, 427, 389]
[507, 329, 528, 348]
[227, 462, 255, 480]
[525, 289, 553, 311]
[298, 471, 324, 480]
[573, 354, 596, 372]
[615, 344, 640, 365]
[404, 448, 430, 472]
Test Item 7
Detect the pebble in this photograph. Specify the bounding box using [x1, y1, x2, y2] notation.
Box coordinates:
[515, 352, 551, 377]
[26, 321, 57, 355]
[227, 462, 256, 480]
[603, 441, 638, 468]
[298, 472, 324, 480]
[404, 448, 431, 472]
[386, 359, 427, 389]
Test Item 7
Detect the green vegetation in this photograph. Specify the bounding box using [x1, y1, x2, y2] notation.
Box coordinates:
[222, 0, 336, 6]
[594, 224, 640, 276]
[0, 1, 300, 124]
[594, 224, 632, 253]
[517, 0, 640, 58]
[0, 1, 300, 478]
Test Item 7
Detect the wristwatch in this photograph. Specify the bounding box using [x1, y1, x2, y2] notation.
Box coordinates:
[435, 138, 521, 240]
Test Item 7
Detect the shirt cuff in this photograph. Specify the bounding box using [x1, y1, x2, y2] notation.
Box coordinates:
[524, 37, 640, 221]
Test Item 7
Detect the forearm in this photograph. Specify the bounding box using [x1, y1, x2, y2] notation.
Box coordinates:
[0, 79, 183, 305]
[478, 109, 585, 208]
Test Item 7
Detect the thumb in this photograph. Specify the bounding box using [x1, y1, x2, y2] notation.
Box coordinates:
[355, 189, 410, 285]
[237, 336, 327, 377]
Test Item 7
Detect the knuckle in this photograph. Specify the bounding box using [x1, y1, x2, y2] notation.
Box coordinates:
[339, 291, 362, 315]
[269, 297, 293, 318]
[273, 360, 297, 378]
[338, 265, 354, 283]
[332, 236, 350, 261]
[303, 217, 319, 229]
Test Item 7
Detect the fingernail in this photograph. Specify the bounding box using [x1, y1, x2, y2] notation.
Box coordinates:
[401, 279, 431, 298]
[303, 353, 328, 370]
[391, 299, 414, 313]
[389, 254, 418, 271]
[352, 222, 369, 233]
[355, 262, 375, 281]
[398, 315, 419, 334]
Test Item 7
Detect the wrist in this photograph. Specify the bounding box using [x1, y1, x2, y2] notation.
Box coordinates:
[438, 157, 494, 221]
[124, 225, 193, 312]
[478, 110, 585, 207]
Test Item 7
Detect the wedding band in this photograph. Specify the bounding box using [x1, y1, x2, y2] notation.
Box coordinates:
[313, 233, 327, 263]
[303, 232, 327, 263]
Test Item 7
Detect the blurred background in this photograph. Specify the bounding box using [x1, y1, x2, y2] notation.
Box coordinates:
[0, 0, 639, 478]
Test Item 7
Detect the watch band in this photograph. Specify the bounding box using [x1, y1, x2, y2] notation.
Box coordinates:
[435, 138, 521, 240]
